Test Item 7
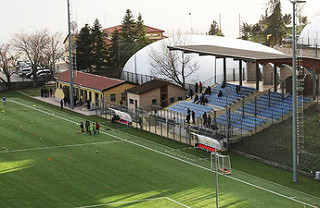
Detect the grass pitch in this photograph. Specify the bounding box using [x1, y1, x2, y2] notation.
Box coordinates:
[0, 93, 319, 207]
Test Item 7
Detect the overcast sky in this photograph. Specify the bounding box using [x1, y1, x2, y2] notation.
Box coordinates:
[1, 0, 319, 43]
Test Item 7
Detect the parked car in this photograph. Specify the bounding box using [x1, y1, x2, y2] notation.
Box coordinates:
[28, 69, 52, 79]
[282, 35, 299, 45]
[18, 68, 32, 76]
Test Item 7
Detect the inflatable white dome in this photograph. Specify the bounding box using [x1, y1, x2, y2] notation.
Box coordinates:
[298, 15, 320, 47]
[123, 35, 283, 85]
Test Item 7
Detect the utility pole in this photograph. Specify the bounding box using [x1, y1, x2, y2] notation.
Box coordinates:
[67, 0, 74, 109]
[290, 0, 306, 183]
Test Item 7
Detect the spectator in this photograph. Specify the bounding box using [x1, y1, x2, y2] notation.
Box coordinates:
[87, 100, 90, 109]
[203, 112, 207, 126]
[218, 90, 223, 97]
[96, 122, 100, 133]
[204, 97, 208, 105]
[195, 82, 198, 93]
[189, 88, 193, 99]
[207, 115, 211, 128]
[192, 111, 195, 124]
[199, 82, 203, 93]
[236, 85, 241, 95]
[193, 94, 198, 103]
[186, 113, 190, 124]
[138, 117, 143, 129]
[80, 121, 84, 133]
[50, 88, 53, 97]
[3, 95, 6, 105]
[200, 94, 205, 105]
[60, 99, 63, 109]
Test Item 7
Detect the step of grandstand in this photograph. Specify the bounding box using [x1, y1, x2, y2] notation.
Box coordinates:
[216, 111, 266, 132]
[168, 101, 214, 118]
[191, 82, 256, 108]
[236, 91, 311, 120]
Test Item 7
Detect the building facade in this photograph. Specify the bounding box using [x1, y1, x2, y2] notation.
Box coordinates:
[126, 79, 186, 111]
[55, 71, 135, 107]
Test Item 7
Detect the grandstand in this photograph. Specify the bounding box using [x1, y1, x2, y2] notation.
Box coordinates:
[167, 81, 313, 138]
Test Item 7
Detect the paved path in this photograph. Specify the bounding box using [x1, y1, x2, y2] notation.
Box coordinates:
[34, 96, 95, 116]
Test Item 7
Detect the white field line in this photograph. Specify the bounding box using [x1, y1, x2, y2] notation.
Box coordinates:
[0, 140, 121, 154]
[9, 99, 318, 207]
[165, 197, 191, 208]
[74, 197, 167, 208]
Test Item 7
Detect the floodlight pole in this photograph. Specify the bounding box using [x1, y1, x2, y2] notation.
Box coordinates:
[215, 150, 219, 208]
[67, 0, 74, 110]
[290, 0, 306, 183]
[211, 151, 219, 208]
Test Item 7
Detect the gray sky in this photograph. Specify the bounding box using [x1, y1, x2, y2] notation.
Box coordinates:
[1, 0, 319, 43]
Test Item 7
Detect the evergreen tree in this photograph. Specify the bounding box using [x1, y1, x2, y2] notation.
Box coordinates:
[136, 13, 150, 49]
[107, 30, 121, 68]
[263, 2, 287, 46]
[91, 19, 107, 70]
[120, 9, 137, 66]
[208, 20, 224, 36]
[76, 24, 93, 72]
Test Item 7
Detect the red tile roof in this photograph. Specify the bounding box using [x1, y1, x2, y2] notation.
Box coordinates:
[103, 25, 164, 34]
[55, 71, 124, 91]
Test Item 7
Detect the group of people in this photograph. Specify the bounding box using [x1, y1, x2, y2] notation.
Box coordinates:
[41, 87, 53, 97]
[186, 108, 196, 124]
[202, 112, 212, 128]
[79, 121, 100, 135]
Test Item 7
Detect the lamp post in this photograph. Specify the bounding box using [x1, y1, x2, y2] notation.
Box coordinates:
[67, 0, 74, 109]
[290, 0, 306, 183]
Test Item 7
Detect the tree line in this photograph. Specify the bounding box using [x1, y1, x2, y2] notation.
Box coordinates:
[75, 9, 151, 72]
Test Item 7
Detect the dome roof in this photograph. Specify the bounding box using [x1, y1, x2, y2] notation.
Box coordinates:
[298, 15, 320, 47]
[123, 35, 282, 84]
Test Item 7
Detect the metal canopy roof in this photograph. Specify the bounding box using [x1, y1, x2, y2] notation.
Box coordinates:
[168, 44, 320, 72]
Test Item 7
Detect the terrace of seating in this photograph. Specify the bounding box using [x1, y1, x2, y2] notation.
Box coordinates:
[216, 112, 266, 132]
[168, 101, 213, 118]
[236, 91, 311, 120]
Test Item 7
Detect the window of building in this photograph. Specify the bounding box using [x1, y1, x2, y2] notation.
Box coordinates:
[152, 99, 157, 105]
[153, 33, 160, 37]
[178, 97, 183, 101]
[129, 99, 134, 104]
[170, 97, 174, 103]
[121, 93, 126, 101]
[110, 94, 116, 102]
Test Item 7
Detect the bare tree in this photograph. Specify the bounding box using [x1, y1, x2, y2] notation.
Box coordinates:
[0, 43, 16, 88]
[42, 32, 64, 74]
[12, 29, 50, 84]
[148, 35, 199, 88]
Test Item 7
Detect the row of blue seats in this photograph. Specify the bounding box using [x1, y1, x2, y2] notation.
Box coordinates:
[237, 107, 282, 119]
[216, 117, 254, 131]
[179, 101, 213, 112]
[218, 113, 263, 126]
[168, 106, 202, 117]
[228, 111, 266, 123]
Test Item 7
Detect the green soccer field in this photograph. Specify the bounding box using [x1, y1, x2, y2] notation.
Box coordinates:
[0, 95, 319, 208]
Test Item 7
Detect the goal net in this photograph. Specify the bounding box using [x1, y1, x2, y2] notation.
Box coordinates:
[211, 153, 232, 175]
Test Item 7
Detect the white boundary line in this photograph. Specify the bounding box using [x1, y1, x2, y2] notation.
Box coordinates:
[0, 140, 121, 154]
[9, 99, 318, 207]
[165, 197, 191, 208]
[74, 196, 190, 208]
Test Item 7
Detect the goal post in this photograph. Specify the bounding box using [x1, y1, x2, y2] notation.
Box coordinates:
[191, 132, 232, 175]
[211, 153, 232, 175]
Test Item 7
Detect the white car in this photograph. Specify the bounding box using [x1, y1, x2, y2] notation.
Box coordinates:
[28, 69, 52, 79]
